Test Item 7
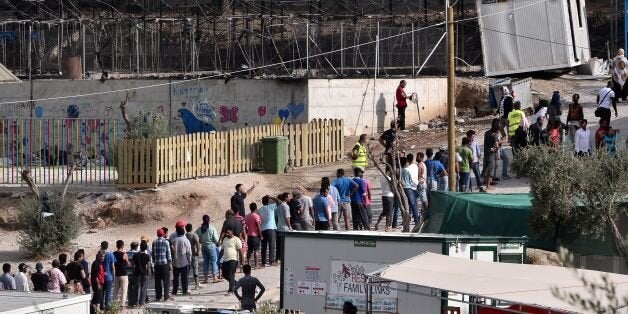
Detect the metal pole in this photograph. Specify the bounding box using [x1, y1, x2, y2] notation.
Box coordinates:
[135, 25, 140, 77]
[191, 22, 195, 75]
[412, 23, 415, 77]
[306, 22, 310, 76]
[625, 0, 628, 53]
[28, 22, 33, 118]
[81, 21, 86, 78]
[447, 4, 456, 192]
[340, 22, 344, 76]
[372, 22, 379, 137]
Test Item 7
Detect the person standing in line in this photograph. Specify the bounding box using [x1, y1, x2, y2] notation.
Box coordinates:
[548, 120, 562, 148]
[185, 223, 201, 290]
[566, 94, 584, 144]
[91, 251, 106, 313]
[14, 263, 29, 292]
[234, 264, 266, 311]
[351, 134, 369, 170]
[379, 121, 398, 164]
[507, 101, 528, 157]
[596, 119, 610, 149]
[597, 81, 617, 125]
[47, 259, 67, 293]
[295, 191, 315, 231]
[171, 220, 192, 296]
[77, 249, 90, 294]
[395, 80, 411, 130]
[602, 126, 619, 157]
[100, 241, 116, 309]
[466, 130, 482, 191]
[416, 152, 428, 213]
[58, 253, 68, 278]
[400, 157, 420, 225]
[351, 168, 371, 230]
[125, 243, 139, 305]
[245, 203, 263, 268]
[152, 228, 172, 302]
[374, 167, 394, 232]
[275, 192, 293, 264]
[219, 228, 244, 296]
[405, 153, 419, 218]
[287, 192, 303, 231]
[66, 252, 86, 294]
[481, 119, 500, 192]
[195, 215, 220, 284]
[457, 138, 473, 192]
[31, 262, 49, 292]
[332, 169, 358, 230]
[231, 182, 259, 217]
[112, 240, 130, 307]
[0, 263, 15, 290]
[433, 151, 451, 192]
[258, 195, 280, 267]
[574, 119, 591, 157]
[131, 241, 151, 308]
[322, 177, 340, 230]
[277, 193, 293, 232]
[313, 187, 332, 230]
[220, 210, 245, 244]
[529, 116, 548, 146]
[362, 174, 374, 226]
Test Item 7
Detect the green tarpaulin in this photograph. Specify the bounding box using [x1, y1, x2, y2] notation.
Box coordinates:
[423, 192, 621, 256]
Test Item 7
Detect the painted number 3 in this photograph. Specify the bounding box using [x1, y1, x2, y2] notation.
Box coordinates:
[219, 106, 238, 123]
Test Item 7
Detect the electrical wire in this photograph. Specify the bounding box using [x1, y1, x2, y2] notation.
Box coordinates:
[0, 0, 556, 105]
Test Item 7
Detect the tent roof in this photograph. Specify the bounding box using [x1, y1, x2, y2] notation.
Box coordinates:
[373, 252, 628, 313]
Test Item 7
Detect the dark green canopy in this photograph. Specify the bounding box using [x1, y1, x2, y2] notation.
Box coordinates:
[424, 192, 621, 256]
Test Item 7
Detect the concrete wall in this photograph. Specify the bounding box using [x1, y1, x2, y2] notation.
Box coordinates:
[170, 79, 308, 134]
[0, 77, 446, 136]
[307, 78, 447, 136]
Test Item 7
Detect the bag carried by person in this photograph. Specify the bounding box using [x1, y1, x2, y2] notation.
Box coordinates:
[595, 90, 613, 117]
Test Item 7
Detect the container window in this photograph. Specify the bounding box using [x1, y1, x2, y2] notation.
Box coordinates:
[575, 0, 583, 28]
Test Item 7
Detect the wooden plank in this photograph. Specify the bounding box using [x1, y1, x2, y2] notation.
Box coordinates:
[209, 132, 216, 176]
[117, 141, 125, 185]
[153, 138, 160, 185]
[138, 139, 145, 184]
[126, 139, 134, 186]
[302, 123, 309, 167]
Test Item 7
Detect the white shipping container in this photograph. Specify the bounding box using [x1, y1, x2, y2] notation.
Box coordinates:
[477, 0, 591, 76]
[0, 291, 90, 314]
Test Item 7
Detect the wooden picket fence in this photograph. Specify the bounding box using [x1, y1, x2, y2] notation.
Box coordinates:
[117, 119, 344, 188]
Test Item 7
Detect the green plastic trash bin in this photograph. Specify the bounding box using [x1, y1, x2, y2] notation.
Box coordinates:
[261, 136, 288, 174]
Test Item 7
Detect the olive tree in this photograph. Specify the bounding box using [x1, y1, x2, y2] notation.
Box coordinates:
[512, 146, 628, 264]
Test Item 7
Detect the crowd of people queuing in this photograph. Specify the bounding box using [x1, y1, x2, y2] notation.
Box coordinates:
[0, 203, 268, 312]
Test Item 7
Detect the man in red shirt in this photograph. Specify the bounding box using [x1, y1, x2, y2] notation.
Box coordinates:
[396, 80, 411, 130]
[244, 203, 263, 268]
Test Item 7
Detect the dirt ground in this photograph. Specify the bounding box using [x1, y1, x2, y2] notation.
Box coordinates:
[1, 76, 603, 267]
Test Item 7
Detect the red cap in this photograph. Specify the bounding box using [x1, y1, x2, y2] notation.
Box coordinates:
[157, 228, 165, 237]
[175, 220, 185, 228]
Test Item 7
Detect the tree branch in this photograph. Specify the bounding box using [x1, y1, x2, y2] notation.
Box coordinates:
[21, 169, 40, 202]
[120, 92, 131, 130]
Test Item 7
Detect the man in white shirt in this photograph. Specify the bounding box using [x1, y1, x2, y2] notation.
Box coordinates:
[374, 168, 395, 232]
[466, 130, 483, 191]
[405, 153, 419, 192]
[597, 81, 616, 125]
[14, 263, 29, 292]
[574, 119, 591, 157]
[416, 152, 428, 215]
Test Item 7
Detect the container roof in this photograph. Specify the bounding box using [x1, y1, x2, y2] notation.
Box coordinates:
[372, 252, 628, 313]
[0, 291, 91, 313]
[0, 63, 20, 83]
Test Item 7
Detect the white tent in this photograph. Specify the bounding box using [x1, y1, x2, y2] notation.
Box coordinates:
[370, 252, 628, 313]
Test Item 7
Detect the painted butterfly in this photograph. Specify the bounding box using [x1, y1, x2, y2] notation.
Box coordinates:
[219, 106, 238, 123]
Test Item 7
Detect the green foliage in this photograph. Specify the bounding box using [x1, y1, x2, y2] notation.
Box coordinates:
[17, 192, 81, 257]
[255, 302, 284, 314]
[123, 111, 169, 140]
[512, 146, 628, 241]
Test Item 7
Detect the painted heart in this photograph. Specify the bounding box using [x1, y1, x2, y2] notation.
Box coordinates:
[278, 108, 290, 120]
[287, 102, 305, 119]
[258, 106, 267, 117]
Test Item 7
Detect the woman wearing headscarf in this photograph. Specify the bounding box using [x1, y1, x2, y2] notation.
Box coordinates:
[612, 49, 628, 101]
[195, 214, 221, 284]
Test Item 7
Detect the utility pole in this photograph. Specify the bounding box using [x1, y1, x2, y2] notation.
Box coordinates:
[447, 3, 456, 192]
